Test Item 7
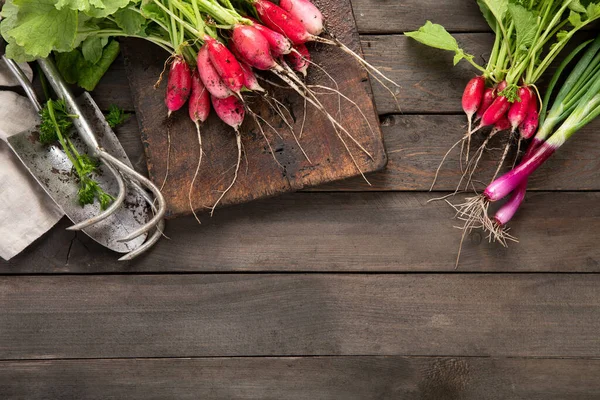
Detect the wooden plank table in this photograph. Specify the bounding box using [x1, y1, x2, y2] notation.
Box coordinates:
[2, 1, 600, 398]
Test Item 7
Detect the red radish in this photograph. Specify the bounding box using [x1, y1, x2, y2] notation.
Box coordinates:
[212, 95, 246, 130]
[287, 44, 310, 76]
[519, 94, 540, 139]
[232, 24, 277, 70]
[210, 94, 246, 216]
[479, 95, 511, 128]
[279, 0, 324, 36]
[188, 69, 212, 224]
[496, 80, 508, 92]
[248, 18, 293, 56]
[188, 70, 211, 126]
[492, 116, 511, 134]
[508, 86, 533, 132]
[239, 62, 265, 92]
[476, 87, 496, 121]
[462, 76, 485, 132]
[205, 36, 245, 93]
[253, 0, 312, 45]
[197, 45, 234, 99]
[165, 55, 192, 115]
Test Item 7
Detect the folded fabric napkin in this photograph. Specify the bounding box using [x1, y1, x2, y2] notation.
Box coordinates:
[0, 60, 64, 261]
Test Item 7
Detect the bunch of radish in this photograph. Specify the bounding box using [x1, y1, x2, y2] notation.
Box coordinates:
[406, 2, 600, 261]
[135, 0, 398, 218]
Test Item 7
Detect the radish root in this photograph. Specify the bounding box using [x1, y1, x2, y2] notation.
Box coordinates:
[189, 122, 204, 225]
[211, 129, 242, 216]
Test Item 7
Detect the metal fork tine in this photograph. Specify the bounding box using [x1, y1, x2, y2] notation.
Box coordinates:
[118, 220, 166, 261]
[98, 151, 167, 242]
[66, 160, 128, 231]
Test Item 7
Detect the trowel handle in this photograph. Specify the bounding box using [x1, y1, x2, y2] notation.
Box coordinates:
[37, 58, 100, 152]
[2, 56, 42, 112]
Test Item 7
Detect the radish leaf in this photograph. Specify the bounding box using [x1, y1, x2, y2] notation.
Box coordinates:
[2, 0, 78, 59]
[406, 21, 477, 67]
[508, 4, 537, 51]
[113, 8, 148, 35]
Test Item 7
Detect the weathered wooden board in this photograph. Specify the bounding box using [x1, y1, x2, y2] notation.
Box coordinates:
[3, 192, 600, 273]
[122, 0, 387, 218]
[99, 112, 600, 192]
[2, 356, 600, 400]
[96, 34, 491, 115]
[322, 115, 600, 191]
[2, 274, 600, 359]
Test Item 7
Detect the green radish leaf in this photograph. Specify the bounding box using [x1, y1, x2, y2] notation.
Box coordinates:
[54, 49, 83, 85]
[2, 0, 78, 59]
[84, 0, 131, 18]
[406, 21, 476, 67]
[508, 4, 537, 51]
[55, 0, 105, 12]
[55, 40, 120, 91]
[476, 0, 497, 32]
[77, 40, 120, 90]
[81, 36, 105, 64]
[113, 8, 147, 35]
[140, 2, 168, 25]
[405, 21, 460, 52]
[480, 0, 509, 25]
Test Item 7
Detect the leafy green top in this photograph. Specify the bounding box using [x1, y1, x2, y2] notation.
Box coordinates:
[105, 104, 130, 128]
[40, 98, 114, 209]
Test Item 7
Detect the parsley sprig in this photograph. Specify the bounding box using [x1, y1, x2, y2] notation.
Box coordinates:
[40, 99, 115, 210]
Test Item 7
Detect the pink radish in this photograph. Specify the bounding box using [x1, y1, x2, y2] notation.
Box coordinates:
[253, 0, 312, 45]
[231, 24, 278, 70]
[197, 45, 234, 99]
[189, 70, 211, 126]
[462, 76, 485, 132]
[508, 86, 533, 132]
[479, 95, 511, 128]
[279, 0, 324, 36]
[239, 62, 265, 92]
[476, 87, 496, 121]
[247, 18, 293, 56]
[492, 116, 511, 134]
[211, 94, 246, 216]
[205, 37, 245, 94]
[188, 69, 212, 224]
[519, 94, 539, 139]
[165, 55, 192, 115]
[287, 44, 310, 76]
[212, 95, 246, 130]
[496, 80, 508, 92]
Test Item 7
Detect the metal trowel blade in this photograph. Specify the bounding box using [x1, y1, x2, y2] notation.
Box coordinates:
[6, 93, 150, 253]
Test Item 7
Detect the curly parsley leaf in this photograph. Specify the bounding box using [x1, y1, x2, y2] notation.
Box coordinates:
[105, 104, 131, 128]
[39, 99, 75, 145]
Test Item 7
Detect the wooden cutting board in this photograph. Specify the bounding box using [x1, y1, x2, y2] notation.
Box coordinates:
[122, 0, 388, 219]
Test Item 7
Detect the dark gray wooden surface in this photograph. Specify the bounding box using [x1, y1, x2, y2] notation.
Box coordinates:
[2, 1, 599, 398]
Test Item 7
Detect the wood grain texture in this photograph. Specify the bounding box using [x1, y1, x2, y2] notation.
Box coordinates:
[89, 113, 600, 192]
[3, 192, 600, 273]
[94, 34, 494, 115]
[352, 0, 489, 33]
[122, 0, 386, 218]
[2, 274, 600, 359]
[321, 115, 600, 191]
[2, 356, 600, 400]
